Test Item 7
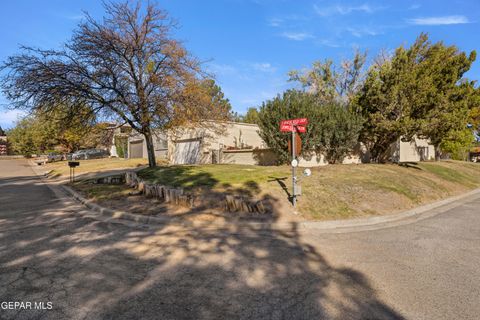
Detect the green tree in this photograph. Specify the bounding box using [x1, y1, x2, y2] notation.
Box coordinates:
[6, 102, 99, 156]
[243, 107, 260, 124]
[7, 117, 38, 156]
[258, 90, 314, 164]
[355, 33, 477, 162]
[38, 103, 96, 152]
[200, 79, 232, 116]
[257, 90, 362, 164]
[309, 104, 364, 163]
[0, 125, 5, 136]
[440, 128, 476, 160]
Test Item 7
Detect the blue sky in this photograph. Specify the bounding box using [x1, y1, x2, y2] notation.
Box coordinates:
[1, 0, 479, 129]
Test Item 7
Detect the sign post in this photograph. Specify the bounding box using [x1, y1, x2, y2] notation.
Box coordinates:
[280, 118, 308, 208]
[292, 127, 297, 207]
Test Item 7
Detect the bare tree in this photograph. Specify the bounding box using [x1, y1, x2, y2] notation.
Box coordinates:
[372, 48, 393, 68]
[288, 50, 367, 104]
[1, 1, 228, 167]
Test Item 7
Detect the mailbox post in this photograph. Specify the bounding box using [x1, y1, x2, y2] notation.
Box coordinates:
[68, 161, 80, 183]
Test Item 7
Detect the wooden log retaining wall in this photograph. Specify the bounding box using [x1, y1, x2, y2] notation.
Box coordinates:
[123, 171, 268, 214]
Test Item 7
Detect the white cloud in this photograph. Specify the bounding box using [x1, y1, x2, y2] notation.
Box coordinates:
[267, 18, 283, 27]
[314, 3, 382, 16]
[267, 15, 309, 28]
[346, 26, 382, 37]
[409, 4, 421, 10]
[316, 39, 341, 48]
[251, 63, 277, 72]
[207, 63, 237, 76]
[281, 32, 314, 41]
[408, 15, 470, 25]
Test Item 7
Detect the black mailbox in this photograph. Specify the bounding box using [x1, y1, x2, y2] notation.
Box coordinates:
[68, 161, 80, 168]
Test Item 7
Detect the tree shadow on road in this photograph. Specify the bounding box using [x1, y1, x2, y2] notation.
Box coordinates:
[0, 172, 405, 320]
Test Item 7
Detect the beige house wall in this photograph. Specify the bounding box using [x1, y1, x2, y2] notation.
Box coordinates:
[0, 136, 7, 155]
[220, 149, 277, 166]
[397, 136, 435, 162]
[128, 131, 168, 159]
[169, 122, 268, 165]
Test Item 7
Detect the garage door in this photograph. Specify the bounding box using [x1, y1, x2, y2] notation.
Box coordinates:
[173, 140, 201, 164]
[129, 141, 144, 158]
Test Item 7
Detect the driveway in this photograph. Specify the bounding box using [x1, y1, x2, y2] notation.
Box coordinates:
[0, 159, 479, 319]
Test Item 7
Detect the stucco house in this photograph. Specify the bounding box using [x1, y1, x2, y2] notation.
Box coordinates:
[167, 121, 276, 165]
[109, 125, 169, 160]
[114, 122, 435, 166]
[0, 135, 7, 155]
[391, 136, 436, 162]
[112, 121, 275, 165]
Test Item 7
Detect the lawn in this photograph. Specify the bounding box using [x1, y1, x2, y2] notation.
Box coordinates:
[136, 161, 480, 220]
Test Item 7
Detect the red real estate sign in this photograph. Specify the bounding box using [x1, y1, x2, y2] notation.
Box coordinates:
[279, 118, 308, 133]
[280, 124, 306, 133]
[280, 118, 308, 126]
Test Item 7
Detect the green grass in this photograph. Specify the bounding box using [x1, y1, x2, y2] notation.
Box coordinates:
[73, 183, 131, 201]
[418, 162, 478, 187]
[138, 164, 287, 191]
[45, 158, 151, 177]
[370, 179, 419, 201]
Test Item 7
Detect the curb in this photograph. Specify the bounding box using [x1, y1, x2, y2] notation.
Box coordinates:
[299, 188, 480, 232]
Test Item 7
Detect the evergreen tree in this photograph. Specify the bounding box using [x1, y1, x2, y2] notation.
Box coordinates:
[257, 90, 363, 164]
[243, 107, 260, 124]
[355, 33, 477, 161]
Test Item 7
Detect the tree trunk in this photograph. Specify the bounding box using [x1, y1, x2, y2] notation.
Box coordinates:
[435, 144, 441, 161]
[144, 131, 157, 168]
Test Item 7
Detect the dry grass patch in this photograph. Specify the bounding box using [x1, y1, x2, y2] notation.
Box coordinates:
[44, 158, 150, 177]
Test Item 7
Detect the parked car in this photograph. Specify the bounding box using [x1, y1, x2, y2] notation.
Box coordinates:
[70, 150, 87, 160]
[71, 149, 109, 160]
[47, 152, 64, 162]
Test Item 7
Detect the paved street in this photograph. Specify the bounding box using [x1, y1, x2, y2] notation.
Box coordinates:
[1, 159, 479, 320]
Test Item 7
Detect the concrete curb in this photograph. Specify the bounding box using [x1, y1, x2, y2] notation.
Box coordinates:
[28, 159, 480, 233]
[298, 188, 480, 232]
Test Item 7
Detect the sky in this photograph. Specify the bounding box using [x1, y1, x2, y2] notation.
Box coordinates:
[1, 0, 479, 129]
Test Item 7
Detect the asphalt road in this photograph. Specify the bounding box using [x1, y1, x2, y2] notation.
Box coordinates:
[0, 159, 479, 320]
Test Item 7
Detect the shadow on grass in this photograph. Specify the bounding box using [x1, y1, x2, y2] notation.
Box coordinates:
[0, 169, 405, 319]
[268, 176, 292, 204]
[398, 162, 422, 170]
[137, 166, 280, 217]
